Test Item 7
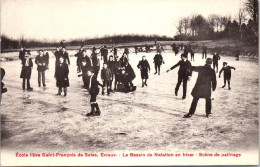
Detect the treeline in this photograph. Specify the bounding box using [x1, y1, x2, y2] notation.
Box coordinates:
[1, 34, 173, 52]
[174, 0, 258, 45]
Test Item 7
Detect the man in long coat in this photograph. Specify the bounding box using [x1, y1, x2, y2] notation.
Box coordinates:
[184, 58, 217, 118]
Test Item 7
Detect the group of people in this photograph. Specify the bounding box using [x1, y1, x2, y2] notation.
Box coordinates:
[0, 41, 238, 118]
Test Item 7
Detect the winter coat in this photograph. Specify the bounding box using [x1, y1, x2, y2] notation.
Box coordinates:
[170, 60, 192, 78]
[153, 54, 163, 65]
[55, 63, 69, 87]
[101, 68, 112, 81]
[35, 55, 47, 71]
[191, 64, 217, 98]
[20, 58, 33, 79]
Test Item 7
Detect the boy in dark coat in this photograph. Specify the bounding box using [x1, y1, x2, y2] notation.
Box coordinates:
[100, 45, 108, 63]
[219, 62, 236, 90]
[107, 55, 116, 90]
[86, 69, 103, 116]
[167, 53, 192, 99]
[91, 47, 100, 77]
[55, 57, 69, 96]
[153, 51, 164, 75]
[20, 52, 33, 91]
[202, 45, 207, 59]
[60, 47, 70, 65]
[101, 63, 112, 95]
[137, 56, 150, 87]
[114, 56, 123, 90]
[35, 50, 47, 87]
[19, 47, 26, 60]
[43, 50, 49, 69]
[1, 68, 7, 103]
[80, 50, 92, 88]
[184, 58, 217, 118]
[75, 48, 83, 73]
[213, 52, 221, 73]
[54, 47, 61, 76]
[119, 54, 129, 67]
[123, 47, 129, 59]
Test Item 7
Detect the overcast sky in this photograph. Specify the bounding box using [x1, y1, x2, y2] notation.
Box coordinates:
[1, 0, 245, 41]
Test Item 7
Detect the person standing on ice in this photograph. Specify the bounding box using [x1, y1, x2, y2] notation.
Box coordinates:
[153, 51, 164, 75]
[111, 46, 118, 59]
[202, 45, 207, 59]
[86, 69, 103, 116]
[20, 52, 33, 91]
[166, 53, 192, 99]
[184, 58, 216, 118]
[19, 47, 26, 60]
[219, 62, 236, 90]
[55, 57, 69, 96]
[101, 63, 112, 95]
[213, 52, 221, 73]
[100, 45, 108, 63]
[90, 47, 100, 77]
[75, 47, 83, 73]
[54, 46, 61, 76]
[107, 55, 116, 91]
[80, 50, 92, 89]
[1, 68, 7, 103]
[43, 50, 49, 69]
[123, 47, 129, 59]
[60, 47, 70, 65]
[35, 50, 47, 87]
[137, 56, 150, 87]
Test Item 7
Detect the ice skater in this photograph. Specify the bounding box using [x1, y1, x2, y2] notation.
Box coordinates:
[213, 52, 221, 73]
[166, 53, 192, 99]
[80, 50, 92, 89]
[100, 45, 108, 63]
[190, 48, 195, 61]
[54, 46, 61, 76]
[234, 50, 240, 61]
[60, 47, 70, 65]
[35, 50, 47, 87]
[153, 51, 164, 75]
[20, 52, 33, 91]
[86, 69, 103, 116]
[55, 57, 69, 96]
[101, 63, 112, 95]
[107, 55, 116, 91]
[91, 47, 100, 77]
[75, 48, 83, 73]
[202, 45, 207, 59]
[19, 47, 26, 60]
[219, 62, 236, 90]
[184, 58, 217, 118]
[1, 68, 7, 103]
[137, 56, 150, 87]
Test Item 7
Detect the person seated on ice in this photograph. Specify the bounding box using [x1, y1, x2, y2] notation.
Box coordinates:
[101, 63, 113, 95]
[119, 69, 136, 93]
[219, 62, 236, 90]
[153, 51, 164, 75]
[55, 57, 69, 96]
[119, 53, 129, 67]
[166, 53, 192, 100]
[60, 47, 70, 65]
[184, 58, 217, 118]
[1, 68, 7, 103]
[20, 52, 33, 91]
[35, 50, 47, 87]
[137, 56, 150, 87]
[213, 52, 221, 73]
[75, 47, 83, 73]
[86, 69, 103, 117]
[91, 47, 100, 77]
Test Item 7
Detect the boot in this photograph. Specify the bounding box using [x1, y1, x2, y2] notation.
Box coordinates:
[86, 104, 95, 116]
[142, 81, 144, 87]
[56, 88, 62, 95]
[94, 103, 101, 116]
[222, 85, 226, 88]
[144, 80, 147, 86]
[102, 88, 105, 95]
[64, 88, 67, 96]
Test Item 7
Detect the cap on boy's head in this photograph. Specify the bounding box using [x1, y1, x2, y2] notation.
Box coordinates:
[104, 45, 107, 48]
[181, 53, 187, 58]
[223, 62, 227, 66]
[93, 47, 96, 51]
[206, 58, 213, 65]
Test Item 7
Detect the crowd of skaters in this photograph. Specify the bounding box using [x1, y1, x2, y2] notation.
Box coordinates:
[0, 41, 238, 118]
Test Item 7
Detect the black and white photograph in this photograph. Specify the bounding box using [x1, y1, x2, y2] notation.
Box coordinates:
[0, 0, 259, 166]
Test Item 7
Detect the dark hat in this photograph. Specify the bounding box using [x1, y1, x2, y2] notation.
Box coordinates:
[206, 58, 213, 65]
[93, 47, 96, 51]
[223, 62, 227, 66]
[181, 53, 187, 58]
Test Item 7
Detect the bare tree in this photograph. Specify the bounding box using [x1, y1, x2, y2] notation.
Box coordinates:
[183, 17, 190, 35]
[177, 18, 184, 35]
[244, 0, 258, 23]
[236, 8, 247, 27]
